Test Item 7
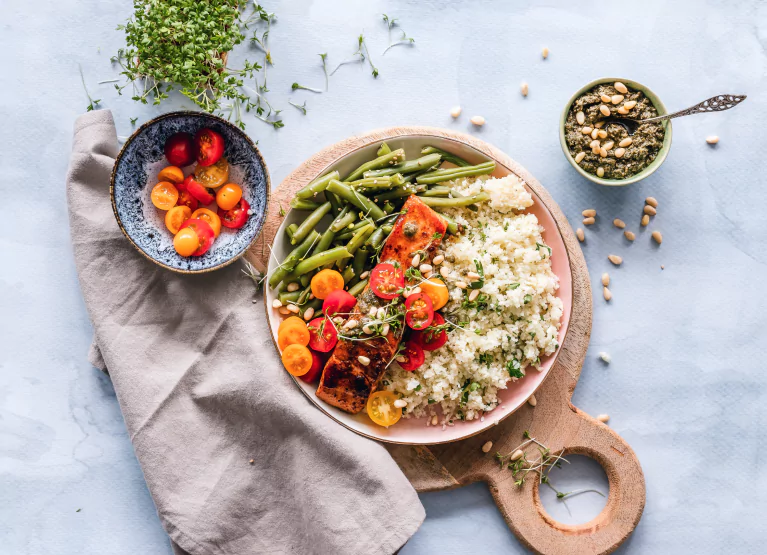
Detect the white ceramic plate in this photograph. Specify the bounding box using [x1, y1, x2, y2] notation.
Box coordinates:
[265, 135, 572, 444]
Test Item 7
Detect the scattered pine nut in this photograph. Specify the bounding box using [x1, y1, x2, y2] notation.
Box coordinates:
[419, 263, 433, 274]
[357, 355, 371, 366]
[608, 254, 623, 265]
[603, 140, 615, 151]
[581, 126, 593, 135]
[644, 205, 657, 216]
[613, 218, 625, 229]
[594, 121, 605, 129]
[576, 228, 585, 242]
[706, 135, 719, 144]
[287, 304, 300, 313]
[603, 286, 612, 301]
[641, 214, 650, 227]
[278, 307, 290, 315]
[599, 147, 608, 158]
[440, 266, 449, 278]
[272, 299, 283, 308]
[470, 115, 486, 126]
[596, 167, 605, 178]
[467, 271, 481, 280]
[597, 414, 610, 423]
[600, 94, 612, 103]
[618, 137, 633, 148]
[542, 47, 549, 59]
[597, 129, 608, 139]
[582, 209, 596, 218]
[432, 254, 445, 265]
[624, 231, 635, 241]
[528, 394, 537, 407]
[344, 319, 359, 330]
[652, 230, 663, 244]
[617, 106, 629, 115]
[575, 152, 586, 164]
[394, 399, 407, 408]
[614, 82, 628, 94]
[455, 281, 467, 289]
[611, 94, 624, 105]
[599, 104, 611, 116]
[591, 128, 599, 140]
[624, 100, 637, 109]
[431, 415, 439, 426]
[599, 352, 612, 363]
[468, 289, 480, 302]
[286, 282, 300, 292]
[645, 197, 658, 208]
[601, 273, 610, 287]
[661, 265, 665, 270]
[450, 106, 462, 118]
[583, 217, 595, 225]
[589, 139, 600, 149]
[359, 271, 369, 279]
[576, 111, 585, 125]
[411, 254, 421, 267]
[511, 449, 524, 461]
[303, 307, 315, 321]
[521, 82, 529, 97]
[482, 440, 494, 453]
[249, 459, 255, 465]
[614, 148, 626, 158]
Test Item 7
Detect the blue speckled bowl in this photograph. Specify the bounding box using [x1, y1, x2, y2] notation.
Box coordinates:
[111, 111, 270, 273]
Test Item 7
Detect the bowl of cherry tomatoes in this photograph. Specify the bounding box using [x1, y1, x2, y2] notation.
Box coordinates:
[111, 111, 270, 273]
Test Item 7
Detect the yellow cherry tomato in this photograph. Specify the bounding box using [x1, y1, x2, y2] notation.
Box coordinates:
[311, 269, 345, 300]
[191, 208, 222, 237]
[157, 165, 185, 184]
[165, 205, 192, 234]
[151, 181, 179, 210]
[278, 319, 310, 350]
[173, 227, 198, 257]
[216, 183, 243, 211]
[194, 157, 229, 188]
[281, 344, 312, 376]
[366, 391, 402, 427]
[420, 277, 449, 310]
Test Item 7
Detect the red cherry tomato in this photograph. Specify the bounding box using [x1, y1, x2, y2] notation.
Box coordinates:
[195, 128, 225, 167]
[218, 198, 250, 229]
[299, 350, 325, 384]
[398, 341, 425, 371]
[405, 293, 434, 330]
[174, 179, 199, 211]
[178, 218, 215, 256]
[183, 175, 215, 205]
[322, 289, 357, 317]
[369, 263, 405, 300]
[412, 313, 448, 351]
[307, 317, 338, 353]
[164, 132, 196, 167]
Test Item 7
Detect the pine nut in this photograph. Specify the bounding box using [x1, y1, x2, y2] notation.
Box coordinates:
[583, 217, 595, 225]
[333, 316, 344, 325]
[286, 282, 300, 292]
[303, 307, 315, 321]
[468, 289, 480, 301]
[440, 266, 449, 278]
[652, 230, 663, 244]
[420, 264, 433, 274]
[575, 152, 586, 164]
[706, 135, 719, 144]
[411, 286, 422, 295]
[600, 94, 612, 103]
[393, 399, 407, 408]
[617, 106, 629, 115]
[644, 205, 657, 216]
[542, 47, 549, 59]
[482, 440, 493, 453]
[590, 139, 600, 149]
[611, 94, 625, 105]
[641, 214, 650, 226]
[528, 394, 537, 407]
[576, 228, 585, 242]
[432, 254, 445, 265]
[599, 147, 608, 158]
[614, 82, 628, 94]
[594, 121, 605, 129]
[455, 281, 467, 289]
[599, 104, 611, 116]
[603, 286, 612, 301]
[603, 140, 615, 151]
[592, 145, 601, 155]
[597, 414, 610, 423]
[450, 105, 462, 118]
[359, 271, 369, 279]
[411, 254, 420, 267]
[287, 304, 300, 313]
[362, 324, 374, 334]
[614, 148, 626, 158]
[624, 231, 635, 241]
[511, 449, 524, 461]
[613, 218, 625, 229]
[272, 299, 283, 308]
[344, 319, 359, 330]
[623, 100, 637, 109]
[467, 271, 481, 280]
[591, 129, 599, 140]
[597, 129, 608, 139]
[431, 415, 439, 426]
[521, 82, 529, 97]
[582, 126, 593, 135]
[470, 115, 486, 126]
[369, 306, 378, 317]
[377, 307, 386, 319]
[576, 111, 585, 125]
[596, 167, 605, 178]
[278, 307, 290, 315]
[608, 254, 622, 265]
[357, 355, 370, 366]
[599, 351, 612, 363]
[382, 323, 390, 336]
[645, 197, 658, 207]
[582, 209, 596, 218]
[601, 273, 610, 287]
[619, 137, 633, 148]
[309, 294, 315, 300]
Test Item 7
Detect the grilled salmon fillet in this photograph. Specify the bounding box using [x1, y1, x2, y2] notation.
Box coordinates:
[316, 196, 448, 414]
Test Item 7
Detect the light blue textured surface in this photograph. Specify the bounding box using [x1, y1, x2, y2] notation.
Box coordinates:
[1, 0, 765, 553]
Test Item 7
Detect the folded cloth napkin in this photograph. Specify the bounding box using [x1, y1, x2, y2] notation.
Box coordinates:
[66, 110, 425, 555]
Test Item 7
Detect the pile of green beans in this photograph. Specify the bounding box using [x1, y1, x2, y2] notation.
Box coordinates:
[268, 143, 496, 318]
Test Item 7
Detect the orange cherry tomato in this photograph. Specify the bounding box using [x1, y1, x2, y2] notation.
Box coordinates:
[177, 218, 215, 256]
[366, 391, 402, 427]
[279, 316, 307, 333]
[173, 228, 198, 257]
[281, 344, 313, 376]
[194, 157, 229, 188]
[216, 183, 243, 211]
[419, 277, 450, 310]
[151, 181, 179, 210]
[165, 205, 192, 234]
[278, 319, 310, 350]
[310, 269, 345, 300]
[157, 166, 185, 184]
[191, 208, 222, 237]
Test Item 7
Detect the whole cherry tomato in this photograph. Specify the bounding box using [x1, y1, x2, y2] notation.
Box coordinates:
[195, 128, 225, 167]
[164, 132, 196, 167]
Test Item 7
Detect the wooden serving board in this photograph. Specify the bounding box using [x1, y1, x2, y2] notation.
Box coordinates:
[247, 127, 645, 555]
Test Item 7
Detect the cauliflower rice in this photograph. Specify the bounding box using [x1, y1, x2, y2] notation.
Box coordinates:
[383, 174, 563, 423]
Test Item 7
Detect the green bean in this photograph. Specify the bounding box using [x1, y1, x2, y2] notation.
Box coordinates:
[299, 273, 312, 287]
[291, 201, 332, 244]
[347, 224, 376, 255]
[286, 223, 298, 242]
[352, 247, 367, 279]
[373, 184, 422, 201]
[363, 153, 442, 178]
[401, 168, 435, 184]
[420, 146, 470, 167]
[389, 173, 407, 186]
[278, 290, 302, 304]
[326, 190, 343, 214]
[382, 201, 396, 214]
[377, 142, 391, 156]
[344, 149, 406, 182]
[365, 227, 386, 248]
[268, 230, 321, 288]
[342, 265, 355, 283]
[347, 278, 369, 297]
[420, 186, 465, 198]
[330, 209, 358, 232]
[349, 175, 395, 191]
[417, 192, 490, 208]
[295, 170, 340, 200]
[297, 284, 313, 305]
[289, 247, 352, 277]
[435, 211, 461, 234]
[416, 161, 496, 185]
[290, 198, 322, 210]
[326, 180, 385, 220]
[382, 224, 393, 234]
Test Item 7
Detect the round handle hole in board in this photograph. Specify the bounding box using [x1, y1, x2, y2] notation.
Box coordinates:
[538, 454, 610, 525]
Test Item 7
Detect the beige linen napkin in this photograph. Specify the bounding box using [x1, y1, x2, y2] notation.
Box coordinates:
[66, 110, 425, 555]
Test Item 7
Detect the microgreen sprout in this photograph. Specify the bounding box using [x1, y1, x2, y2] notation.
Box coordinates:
[382, 14, 415, 55]
[292, 83, 323, 93]
[319, 53, 329, 90]
[241, 259, 265, 291]
[358, 34, 379, 77]
[330, 35, 366, 75]
[130, 117, 138, 126]
[289, 100, 308, 114]
[78, 64, 101, 112]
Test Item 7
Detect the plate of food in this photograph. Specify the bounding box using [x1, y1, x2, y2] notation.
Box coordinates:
[264, 131, 572, 444]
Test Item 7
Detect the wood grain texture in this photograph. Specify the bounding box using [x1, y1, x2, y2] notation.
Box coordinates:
[249, 127, 645, 555]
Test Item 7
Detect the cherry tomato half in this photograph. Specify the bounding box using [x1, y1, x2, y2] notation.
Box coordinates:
[366, 391, 402, 427]
[182, 175, 216, 205]
[173, 228, 198, 257]
[322, 289, 357, 317]
[307, 317, 338, 353]
[164, 132, 196, 167]
[216, 183, 243, 211]
[150, 181, 179, 211]
[369, 263, 404, 300]
[174, 180, 199, 211]
[405, 292, 434, 330]
[218, 198, 250, 229]
[412, 313, 448, 351]
[194, 157, 229, 188]
[178, 218, 215, 256]
[157, 165, 185, 184]
[299, 350, 325, 384]
[195, 128, 225, 167]
[191, 208, 222, 238]
[282, 344, 312, 376]
[311, 269, 345, 300]
[165, 205, 192, 235]
[398, 341, 425, 372]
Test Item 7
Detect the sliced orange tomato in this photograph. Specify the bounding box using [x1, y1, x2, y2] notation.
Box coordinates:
[151, 181, 179, 210]
[420, 276, 449, 310]
[278, 319, 310, 350]
[173, 228, 198, 257]
[216, 183, 242, 211]
[191, 208, 222, 237]
[279, 316, 307, 333]
[165, 205, 192, 234]
[310, 269, 345, 300]
[157, 166, 185, 184]
[366, 391, 402, 427]
[281, 344, 313, 376]
[194, 157, 229, 188]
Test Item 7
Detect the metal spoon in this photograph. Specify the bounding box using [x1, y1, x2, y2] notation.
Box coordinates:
[598, 94, 746, 136]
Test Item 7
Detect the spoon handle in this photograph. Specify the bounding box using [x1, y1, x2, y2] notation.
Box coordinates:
[643, 94, 747, 124]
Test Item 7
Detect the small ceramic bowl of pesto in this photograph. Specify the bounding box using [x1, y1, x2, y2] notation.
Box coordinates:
[560, 78, 673, 186]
